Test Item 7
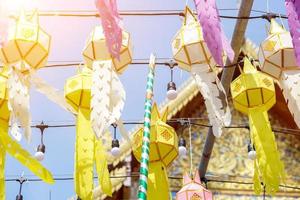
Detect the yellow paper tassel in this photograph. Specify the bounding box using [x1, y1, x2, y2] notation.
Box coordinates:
[148, 162, 170, 200]
[249, 108, 285, 194]
[0, 122, 6, 200]
[65, 69, 112, 199]
[231, 58, 285, 195]
[75, 107, 112, 199]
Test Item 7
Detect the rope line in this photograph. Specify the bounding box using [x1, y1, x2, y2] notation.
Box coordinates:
[7, 174, 300, 191]
[26, 118, 300, 136]
[9, 9, 287, 20]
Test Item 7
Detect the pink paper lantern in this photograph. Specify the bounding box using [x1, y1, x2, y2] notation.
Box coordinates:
[176, 171, 213, 200]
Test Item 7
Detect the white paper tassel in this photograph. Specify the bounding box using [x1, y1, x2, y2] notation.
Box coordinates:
[31, 73, 78, 115]
[192, 67, 231, 137]
[91, 60, 126, 144]
[10, 120, 22, 142]
[7, 67, 32, 141]
[281, 70, 300, 127]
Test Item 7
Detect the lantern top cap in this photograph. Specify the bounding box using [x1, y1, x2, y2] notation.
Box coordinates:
[19, 9, 39, 24]
[151, 103, 168, 124]
[242, 58, 257, 74]
[183, 171, 201, 185]
[78, 66, 92, 75]
[183, 6, 197, 25]
[269, 19, 286, 35]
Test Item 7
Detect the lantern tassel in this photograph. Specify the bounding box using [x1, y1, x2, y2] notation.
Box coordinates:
[249, 108, 285, 194]
[95, 0, 122, 58]
[194, 0, 234, 66]
[91, 60, 125, 142]
[280, 70, 300, 127]
[7, 67, 31, 142]
[0, 118, 54, 188]
[75, 107, 112, 199]
[31, 73, 78, 115]
[192, 71, 231, 137]
[285, 0, 300, 67]
[0, 123, 6, 200]
[147, 162, 170, 200]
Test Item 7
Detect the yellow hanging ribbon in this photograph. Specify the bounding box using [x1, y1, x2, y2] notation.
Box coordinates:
[65, 69, 112, 200]
[249, 108, 285, 194]
[148, 162, 170, 200]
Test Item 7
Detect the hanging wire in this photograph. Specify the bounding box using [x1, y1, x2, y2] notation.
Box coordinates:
[266, 0, 270, 14]
[8, 9, 288, 20]
[279, 13, 286, 30]
[0, 58, 252, 69]
[21, 117, 300, 137]
[5, 173, 300, 191]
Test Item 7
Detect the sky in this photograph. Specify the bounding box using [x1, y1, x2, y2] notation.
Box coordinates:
[3, 0, 288, 199]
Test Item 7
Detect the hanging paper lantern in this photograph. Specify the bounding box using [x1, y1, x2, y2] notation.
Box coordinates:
[65, 67, 112, 200]
[82, 26, 132, 74]
[172, 7, 216, 72]
[172, 6, 231, 137]
[0, 10, 51, 141]
[176, 171, 212, 200]
[258, 19, 300, 127]
[231, 58, 285, 195]
[81, 25, 132, 143]
[0, 10, 50, 73]
[0, 69, 54, 200]
[133, 103, 178, 200]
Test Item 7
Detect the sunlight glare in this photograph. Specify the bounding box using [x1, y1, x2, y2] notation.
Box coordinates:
[5, 0, 38, 12]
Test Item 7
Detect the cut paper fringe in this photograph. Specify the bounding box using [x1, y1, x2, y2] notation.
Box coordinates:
[95, 0, 122, 59]
[285, 0, 300, 67]
[194, 0, 234, 66]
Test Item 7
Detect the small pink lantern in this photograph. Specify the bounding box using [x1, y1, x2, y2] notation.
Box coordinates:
[176, 171, 213, 200]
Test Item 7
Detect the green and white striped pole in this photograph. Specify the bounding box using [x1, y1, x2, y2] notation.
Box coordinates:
[138, 54, 156, 200]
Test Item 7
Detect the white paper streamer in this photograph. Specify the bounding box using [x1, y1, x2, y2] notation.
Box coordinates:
[91, 60, 126, 144]
[7, 67, 31, 141]
[191, 66, 231, 137]
[280, 70, 300, 127]
[30, 73, 78, 115]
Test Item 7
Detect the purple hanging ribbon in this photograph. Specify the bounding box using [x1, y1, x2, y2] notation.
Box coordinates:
[285, 0, 300, 67]
[194, 0, 234, 66]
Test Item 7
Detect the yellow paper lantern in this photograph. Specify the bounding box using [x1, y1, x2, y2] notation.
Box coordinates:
[82, 26, 132, 74]
[65, 69, 92, 111]
[133, 103, 178, 200]
[133, 104, 178, 167]
[231, 59, 275, 114]
[231, 58, 285, 194]
[0, 10, 50, 72]
[65, 67, 112, 200]
[258, 19, 297, 79]
[172, 7, 216, 72]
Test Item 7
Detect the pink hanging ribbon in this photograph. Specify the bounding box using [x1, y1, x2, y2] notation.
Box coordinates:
[95, 0, 122, 59]
[194, 0, 234, 66]
[285, 0, 300, 67]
